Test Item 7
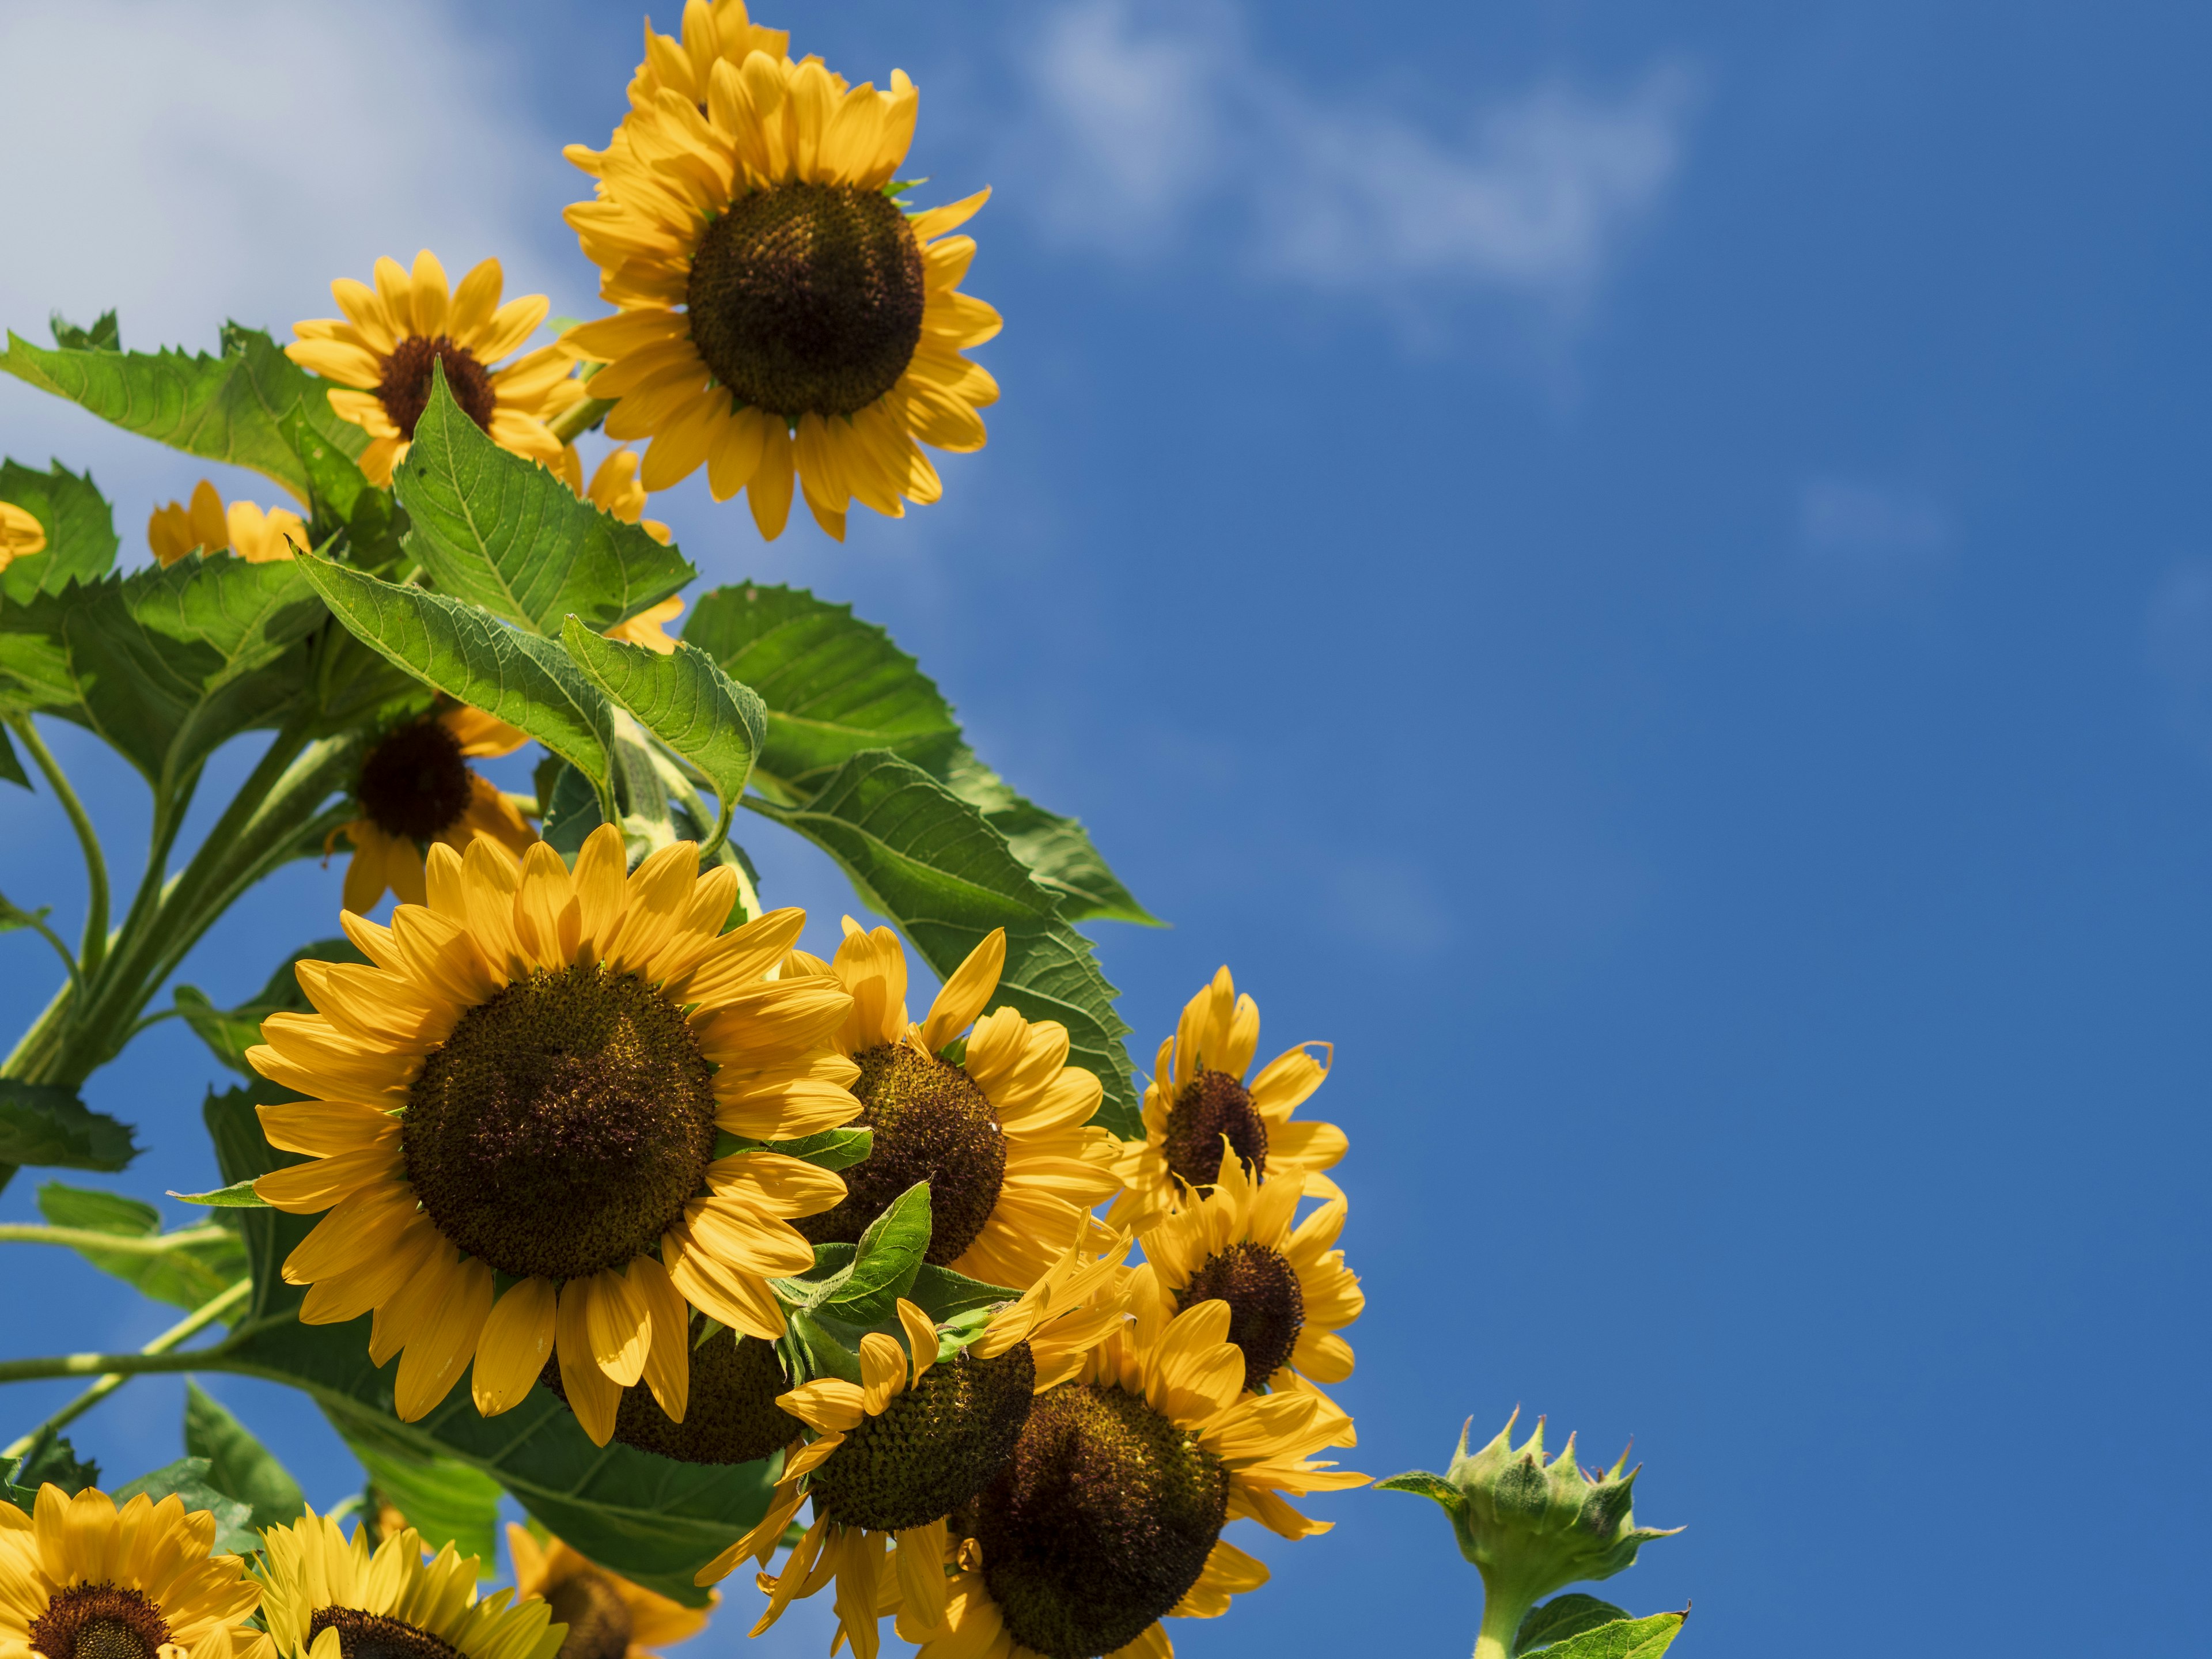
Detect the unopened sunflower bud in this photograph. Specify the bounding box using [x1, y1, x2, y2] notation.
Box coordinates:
[1381, 1408, 1679, 1659]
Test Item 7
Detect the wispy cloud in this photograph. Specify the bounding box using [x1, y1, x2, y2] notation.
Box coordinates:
[1013, 1, 1697, 310]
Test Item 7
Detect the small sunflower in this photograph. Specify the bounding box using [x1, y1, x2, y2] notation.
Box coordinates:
[332, 705, 538, 915]
[256, 1512, 557, 1659]
[900, 1295, 1366, 1659]
[0, 500, 48, 570]
[507, 1526, 711, 1659]
[783, 922, 1123, 1291]
[1109, 968, 1346, 1232]
[1137, 1154, 1361, 1448]
[247, 825, 863, 1438]
[0, 1483, 266, 1659]
[147, 482, 306, 567]
[558, 448, 672, 546]
[287, 252, 584, 487]
[700, 1233, 1132, 1659]
[559, 50, 999, 541]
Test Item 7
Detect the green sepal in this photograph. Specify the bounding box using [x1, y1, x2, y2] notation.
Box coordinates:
[394, 366, 692, 636]
[35, 1180, 245, 1310]
[112, 1458, 259, 1555]
[0, 1082, 137, 1171]
[185, 1380, 307, 1531]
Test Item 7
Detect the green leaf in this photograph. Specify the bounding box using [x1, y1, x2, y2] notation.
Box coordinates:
[0, 726, 26, 790]
[0, 1084, 137, 1171]
[0, 891, 51, 933]
[184, 1380, 306, 1529]
[748, 752, 1139, 1135]
[1376, 1469, 1469, 1514]
[51, 311, 120, 353]
[176, 936, 369, 1077]
[906, 1262, 1020, 1323]
[1520, 1613, 1686, 1659]
[684, 583, 1154, 924]
[0, 323, 365, 503]
[9, 1428, 100, 1495]
[112, 1458, 259, 1555]
[296, 554, 615, 803]
[0, 556, 324, 788]
[334, 1420, 503, 1576]
[939, 746, 1160, 926]
[782, 1181, 930, 1330]
[682, 582, 962, 789]
[0, 459, 119, 601]
[394, 369, 691, 636]
[35, 1180, 247, 1309]
[539, 757, 604, 856]
[754, 1127, 873, 1172]
[1518, 1596, 1635, 1657]
[202, 1081, 771, 1606]
[562, 619, 765, 847]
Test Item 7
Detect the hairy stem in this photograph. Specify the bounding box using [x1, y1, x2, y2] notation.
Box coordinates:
[1, 1279, 251, 1458]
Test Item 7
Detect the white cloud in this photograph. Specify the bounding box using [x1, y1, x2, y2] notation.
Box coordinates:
[1016, 1, 1696, 307]
[0, 0, 581, 537]
[1797, 479, 1952, 567]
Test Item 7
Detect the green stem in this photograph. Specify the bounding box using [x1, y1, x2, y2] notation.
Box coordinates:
[17, 915, 81, 995]
[0, 1224, 232, 1256]
[0, 1350, 221, 1386]
[9, 719, 108, 979]
[1474, 1585, 1533, 1659]
[547, 396, 617, 446]
[1, 1278, 250, 1457]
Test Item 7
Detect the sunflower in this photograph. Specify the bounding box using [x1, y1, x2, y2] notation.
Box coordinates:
[332, 705, 538, 915]
[256, 1512, 557, 1659]
[0, 1483, 266, 1659]
[507, 1525, 711, 1659]
[1109, 968, 1346, 1232]
[699, 1232, 1132, 1659]
[612, 2, 789, 119]
[0, 500, 47, 570]
[558, 447, 673, 546]
[559, 50, 1000, 541]
[247, 824, 863, 1438]
[898, 1294, 1366, 1659]
[1136, 1154, 1361, 1448]
[287, 252, 584, 487]
[782, 922, 1122, 1291]
[146, 482, 306, 568]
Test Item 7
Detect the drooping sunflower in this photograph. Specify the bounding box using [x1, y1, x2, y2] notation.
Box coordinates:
[1136, 1154, 1361, 1448]
[147, 482, 306, 567]
[559, 51, 1000, 541]
[0, 500, 47, 570]
[248, 825, 862, 1438]
[256, 1512, 557, 1659]
[899, 1295, 1367, 1659]
[331, 705, 538, 915]
[1109, 968, 1347, 1232]
[0, 1484, 266, 1659]
[287, 252, 584, 487]
[783, 922, 1123, 1291]
[700, 1232, 1132, 1659]
[507, 1525, 711, 1659]
[558, 447, 673, 546]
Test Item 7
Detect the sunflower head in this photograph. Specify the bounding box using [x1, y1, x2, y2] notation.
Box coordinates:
[257, 1511, 558, 1659]
[0, 1484, 268, 1659]
[1379, 1411, 1679, 1612]
[507, 1524, 711, 1659]
[540, 1316, 801, 1466]
[336, 705, 536, 913]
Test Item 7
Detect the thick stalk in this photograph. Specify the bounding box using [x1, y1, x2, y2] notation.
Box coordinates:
[0, 1350, 217, 1386]
[1, 1278, 250, 1457]
[1473, 1582, 1532, 1659]
[547, 396, 616, 445]
[0, 1224, 231, 1255]
[9, 719, 107, 977]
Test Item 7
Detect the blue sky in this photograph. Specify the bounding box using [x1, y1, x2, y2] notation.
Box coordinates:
[2, 2, 2207, 1654]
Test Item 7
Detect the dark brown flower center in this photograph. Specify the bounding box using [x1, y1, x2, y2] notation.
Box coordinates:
[808, 1342, 1036, 1533]
[796, 1041, 1006, 1267]
[543, 1316, 801, 1465]
[546, 1570, 633, 1659]
[1176, 1241, 1304, 1392]
[975, 1382, 1228, 1659]
[357, 718, 475, 842]
[30, 1586, 170, 1659]
[309, 1609, 465, 1659]
[1161, 1069, 1268, 1192]
[685, 183, 925, 419]
[377, 335, 498, 440]
[403, 964, 717, 1281]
